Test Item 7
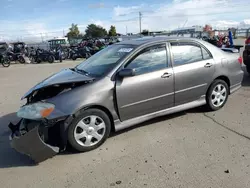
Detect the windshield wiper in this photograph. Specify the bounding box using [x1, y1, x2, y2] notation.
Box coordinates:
[74, 67, 92, 77]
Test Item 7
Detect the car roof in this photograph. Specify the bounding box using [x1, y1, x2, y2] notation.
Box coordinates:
[117, 36, 201, 46]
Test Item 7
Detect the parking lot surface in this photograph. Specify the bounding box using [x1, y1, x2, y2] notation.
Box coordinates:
[0, 59, 250, 188]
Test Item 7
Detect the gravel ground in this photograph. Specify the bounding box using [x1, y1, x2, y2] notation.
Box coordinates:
[0, 57, 250, 188]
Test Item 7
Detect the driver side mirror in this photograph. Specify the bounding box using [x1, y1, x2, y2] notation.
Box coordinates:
[118, 68, 136, 77]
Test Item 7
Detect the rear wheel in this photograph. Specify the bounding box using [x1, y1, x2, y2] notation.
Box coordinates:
[206, 79, 229, 111]
[67, 109, 111, 152]
[246, 65, 250, 74]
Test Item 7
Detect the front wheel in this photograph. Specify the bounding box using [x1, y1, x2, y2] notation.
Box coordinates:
[206, 79, 229, 111]
[2, 58, 10, 67]
[67, 109, 111, 152]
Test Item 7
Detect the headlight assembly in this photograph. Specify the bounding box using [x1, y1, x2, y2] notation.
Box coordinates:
[17, 102, 55, 120]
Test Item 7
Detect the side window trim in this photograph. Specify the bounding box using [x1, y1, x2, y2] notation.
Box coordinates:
[200, 45, 213, 59]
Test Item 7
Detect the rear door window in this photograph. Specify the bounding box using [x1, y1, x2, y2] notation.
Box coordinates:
[171, 43, 203, 66]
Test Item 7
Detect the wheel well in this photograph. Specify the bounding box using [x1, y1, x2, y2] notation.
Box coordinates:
[79, 105, 115, 133]
[215, 75, 230, 87]
[206, 76, 231, 96]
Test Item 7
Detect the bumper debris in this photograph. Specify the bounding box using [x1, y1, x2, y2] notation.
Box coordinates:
[9, 120, 59, 163]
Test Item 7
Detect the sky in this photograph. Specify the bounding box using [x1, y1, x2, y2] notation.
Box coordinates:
[0, 0, 249, 41]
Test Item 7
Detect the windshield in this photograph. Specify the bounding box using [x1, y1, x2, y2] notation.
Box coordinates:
[75, 44, 135, 77]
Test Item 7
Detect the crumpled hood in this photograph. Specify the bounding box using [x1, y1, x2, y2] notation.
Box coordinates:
[21, 68, 94, 99]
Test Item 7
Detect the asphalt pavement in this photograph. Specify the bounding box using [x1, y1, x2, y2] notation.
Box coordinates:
[0, 58, 250, 188]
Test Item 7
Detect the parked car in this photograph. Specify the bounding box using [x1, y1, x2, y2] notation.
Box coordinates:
[9, 37, 244, 163]
[243, 36, 250, 73]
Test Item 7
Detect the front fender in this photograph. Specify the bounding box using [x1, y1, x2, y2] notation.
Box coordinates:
[45, 77, 119, 121]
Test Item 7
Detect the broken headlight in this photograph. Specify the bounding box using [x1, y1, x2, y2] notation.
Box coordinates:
[17, 102, 55, 120]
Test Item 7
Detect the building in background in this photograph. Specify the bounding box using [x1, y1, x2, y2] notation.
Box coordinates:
[171, 25, 203, 34]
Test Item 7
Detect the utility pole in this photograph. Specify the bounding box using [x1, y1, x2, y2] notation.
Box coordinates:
[40, 33, 44, 42]
[139, 12, 142, 36]
[126, 25, 128, 35]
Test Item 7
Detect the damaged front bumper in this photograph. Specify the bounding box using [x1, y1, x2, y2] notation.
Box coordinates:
[8, 119, 59, 163]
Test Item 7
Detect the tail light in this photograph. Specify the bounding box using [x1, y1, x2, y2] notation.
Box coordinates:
[238, 57, 243, 64]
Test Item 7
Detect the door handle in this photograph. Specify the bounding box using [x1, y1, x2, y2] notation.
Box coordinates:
[204, 63, 212, 68]
[161, 72, 172, 78]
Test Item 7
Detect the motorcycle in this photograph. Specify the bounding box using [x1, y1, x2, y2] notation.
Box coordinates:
[7, 51, 26, 64]
[67, 47, 78, 59]
[31, 48, 55, 63]
[71, 46, 92, 60]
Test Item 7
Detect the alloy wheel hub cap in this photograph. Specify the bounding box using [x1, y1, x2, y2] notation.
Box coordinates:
[87, 127, 95, 134]
[74, 115, 106, 147]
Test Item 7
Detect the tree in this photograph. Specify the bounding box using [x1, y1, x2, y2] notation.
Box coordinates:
[108, 25, 117, 36]
[66, 23, 80, 38]
[85, 24, 107, 38]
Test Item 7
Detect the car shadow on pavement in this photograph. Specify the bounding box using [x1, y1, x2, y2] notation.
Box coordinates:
[109, 111, 187, 138]
[0, 112, 36, 168]
[61, 111, 188, 156]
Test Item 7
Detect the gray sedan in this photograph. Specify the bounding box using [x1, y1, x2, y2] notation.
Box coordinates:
[9, 37, 244, 163]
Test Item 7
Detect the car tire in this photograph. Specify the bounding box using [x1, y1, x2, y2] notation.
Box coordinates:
[243, 50, 248, 66]
[206, 79, 229, 111]
[246, 65, 250, 74]
[67, 109, 111, 152]
[48, 55, 55, 63]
